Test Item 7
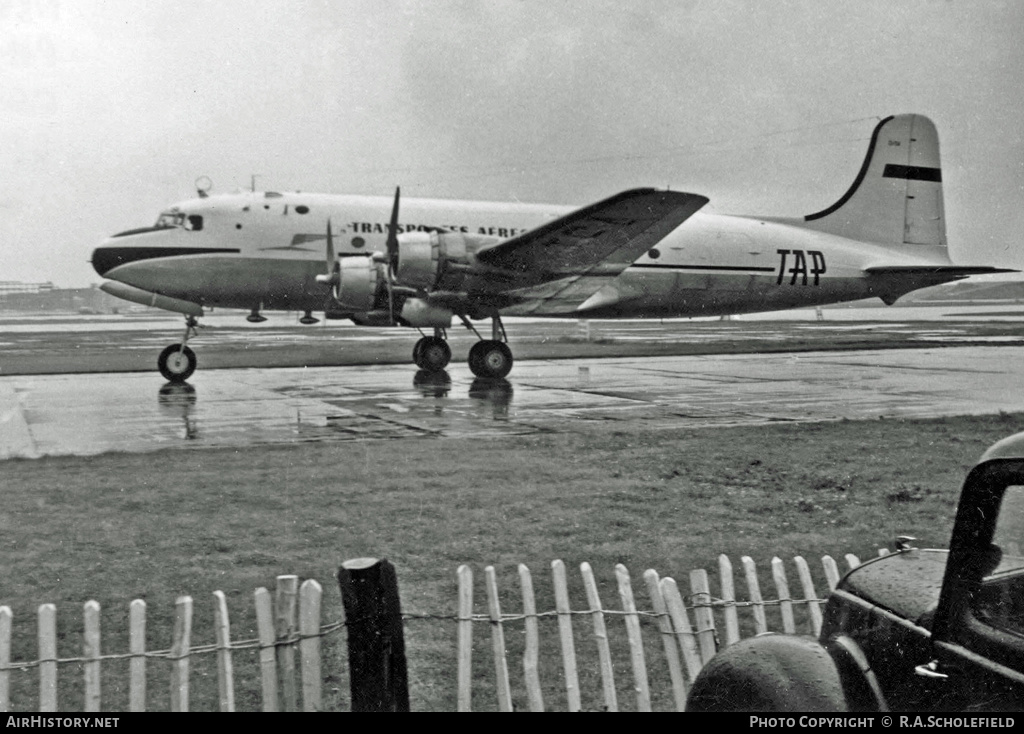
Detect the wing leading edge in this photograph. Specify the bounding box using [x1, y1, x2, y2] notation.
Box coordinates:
[468, 188, 707, 314]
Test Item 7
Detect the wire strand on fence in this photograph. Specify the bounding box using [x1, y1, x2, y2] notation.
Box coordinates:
[0, 592, 826, 673]
[0, 620, 348, 673]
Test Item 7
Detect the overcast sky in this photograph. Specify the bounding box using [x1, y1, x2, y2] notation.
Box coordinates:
[2, 0, 1022, 287]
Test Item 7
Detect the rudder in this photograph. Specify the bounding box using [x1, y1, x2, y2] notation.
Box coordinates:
[802, 114, 947, 252]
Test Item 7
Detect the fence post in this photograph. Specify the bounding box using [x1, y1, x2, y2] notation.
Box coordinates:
[456, 565, 473, 712]
[83, 600, 101, 712]
[518, 564, 544, 712]
[213, 591, 236, 712]
[580, 562, 618, 712]
[0, 606, 11, 712]
[616, 564, 651, 712]
[484, 566, 513, 712]
[170, 596, 193, 713]
[337, 557, 410, 712]
[552, 560, 581, 712]
[38, 604, 57, 712]
[275, 575, 299, 712]
[299, 580, 324, 712]
[129, 600, 146, 712]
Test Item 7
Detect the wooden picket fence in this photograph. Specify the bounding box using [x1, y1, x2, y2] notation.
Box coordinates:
[0, 553, 877, 712]
[0, 575, 330, 712]
[454, 552, 873, 712]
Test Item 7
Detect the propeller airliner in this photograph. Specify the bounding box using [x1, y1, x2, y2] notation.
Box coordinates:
[92, 114, 1012, 382]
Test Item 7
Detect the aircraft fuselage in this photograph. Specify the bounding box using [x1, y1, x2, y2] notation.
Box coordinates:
[94, 190, 953, 319]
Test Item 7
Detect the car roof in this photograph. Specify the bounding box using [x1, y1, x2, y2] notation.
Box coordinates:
[981, 431, 1024, 462]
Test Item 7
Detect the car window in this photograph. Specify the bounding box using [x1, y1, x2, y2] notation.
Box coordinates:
[975, 486, 1024, 635]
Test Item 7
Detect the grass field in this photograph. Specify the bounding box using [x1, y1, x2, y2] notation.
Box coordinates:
[2, 411, 1023, 710]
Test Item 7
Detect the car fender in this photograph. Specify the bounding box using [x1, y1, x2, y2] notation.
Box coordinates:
[686, 633, 887, 712]
[825, 635, 889, 712]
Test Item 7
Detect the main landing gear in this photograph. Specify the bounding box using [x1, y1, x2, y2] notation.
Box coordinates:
[158, 315, 199, 383]
[412, 330, 452, 372]
[467, 340, 512, 379]
[412, 316, 514, 379]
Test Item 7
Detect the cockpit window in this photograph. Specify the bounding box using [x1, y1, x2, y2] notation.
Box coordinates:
[154, 211, 203, 231]
[155, 211, 185, 229]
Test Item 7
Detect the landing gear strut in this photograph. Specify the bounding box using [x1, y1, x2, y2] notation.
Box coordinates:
[158, 315, 199, 383]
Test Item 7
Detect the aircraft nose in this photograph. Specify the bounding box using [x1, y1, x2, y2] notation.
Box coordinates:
[91, 244, 125, 277]
[92, 227, 173, 277]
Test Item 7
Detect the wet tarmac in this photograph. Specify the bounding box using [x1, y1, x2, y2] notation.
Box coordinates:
[3, 346, 1023, 459]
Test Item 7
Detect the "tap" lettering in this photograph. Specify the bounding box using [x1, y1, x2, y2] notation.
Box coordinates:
[776, 249, 826, 286]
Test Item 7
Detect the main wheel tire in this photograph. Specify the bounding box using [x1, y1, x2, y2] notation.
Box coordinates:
[412, 337, 427, 367]
[158, 344, 197, 383]
[467, 341, 487, 375]
[469, 340, 513, 379]
[417, 337, 451, 372]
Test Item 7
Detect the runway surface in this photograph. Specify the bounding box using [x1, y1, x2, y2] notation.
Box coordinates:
[3, 346, 1023, 459]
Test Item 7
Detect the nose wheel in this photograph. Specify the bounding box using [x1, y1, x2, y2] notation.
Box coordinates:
[158, 344, 197, 382]
[158, 315, 200, 383]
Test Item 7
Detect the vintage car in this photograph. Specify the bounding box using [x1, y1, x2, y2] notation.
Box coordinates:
[686, 431, 1024, 712]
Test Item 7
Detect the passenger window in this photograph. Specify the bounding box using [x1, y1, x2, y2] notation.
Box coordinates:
[975, 486, 1024, 634]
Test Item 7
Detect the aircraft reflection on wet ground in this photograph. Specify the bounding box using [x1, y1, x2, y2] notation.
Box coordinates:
[6, 347, 1024, 459]
[413, 369, 514, 411]
[157, 382, 198, 440]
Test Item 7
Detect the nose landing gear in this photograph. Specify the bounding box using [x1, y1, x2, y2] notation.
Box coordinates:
[158, 316, 199, 383]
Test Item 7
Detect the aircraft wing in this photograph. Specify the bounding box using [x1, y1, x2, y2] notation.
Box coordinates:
[464, 188, 707, 314]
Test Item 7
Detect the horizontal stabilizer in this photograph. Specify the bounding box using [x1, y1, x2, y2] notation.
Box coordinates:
[865, 265, 1017, 277]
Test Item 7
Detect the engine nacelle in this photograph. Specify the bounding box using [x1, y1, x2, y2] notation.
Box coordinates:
[333, 256, 383, 311]
[393, 231, 480, 291]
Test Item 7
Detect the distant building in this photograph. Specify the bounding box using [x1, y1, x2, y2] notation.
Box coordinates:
[0, 281, 56, 295]
[0, 283, 126, 313]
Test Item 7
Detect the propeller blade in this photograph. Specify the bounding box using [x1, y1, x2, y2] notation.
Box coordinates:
[315, 218, 339, 286]
[385, 187, 401, 325]
[386, 186, 400, 272]
[326, 218, 336, 265]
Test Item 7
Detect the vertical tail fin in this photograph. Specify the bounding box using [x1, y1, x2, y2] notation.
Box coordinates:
[801, 114, 947, 256]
